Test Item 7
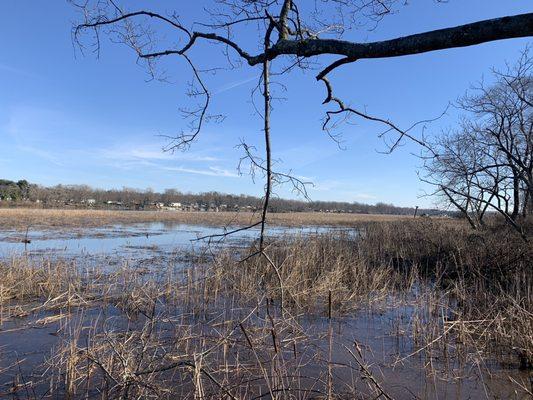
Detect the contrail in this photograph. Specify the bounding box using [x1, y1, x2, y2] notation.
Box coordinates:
[213, 75, 260, 95]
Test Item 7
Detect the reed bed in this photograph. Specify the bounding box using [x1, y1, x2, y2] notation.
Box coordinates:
[0, 207, 411, 230]
[210, 232, 404, 311]
[0, 219, 531, 399]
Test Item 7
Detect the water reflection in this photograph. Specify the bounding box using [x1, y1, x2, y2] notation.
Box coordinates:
[0, 222, 340, 258]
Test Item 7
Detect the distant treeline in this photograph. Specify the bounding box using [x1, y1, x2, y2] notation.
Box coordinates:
[0, 179, 446, 215]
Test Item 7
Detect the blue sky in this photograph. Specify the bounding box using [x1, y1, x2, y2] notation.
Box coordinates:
[0, 1, 531, 207]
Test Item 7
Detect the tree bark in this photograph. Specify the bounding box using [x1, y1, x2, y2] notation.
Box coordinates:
[246, 13, 533, 66]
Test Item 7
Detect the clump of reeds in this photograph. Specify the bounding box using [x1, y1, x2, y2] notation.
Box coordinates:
[0, 257, 84, 314]
[209, 232, 402, 312]
[362, 219, 533, 372]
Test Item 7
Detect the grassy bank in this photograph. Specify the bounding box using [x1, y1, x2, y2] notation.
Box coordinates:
[0, 219, 531, 398]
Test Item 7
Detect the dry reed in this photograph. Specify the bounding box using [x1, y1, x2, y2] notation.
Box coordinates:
[0, 219, 531, 399]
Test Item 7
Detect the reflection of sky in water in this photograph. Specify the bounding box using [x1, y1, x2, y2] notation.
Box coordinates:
[0, 223, 527, 398]
[0, 222, 340, 258]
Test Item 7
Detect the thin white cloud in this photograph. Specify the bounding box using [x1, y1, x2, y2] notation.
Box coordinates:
[5, 106, 69, 141]
[352, 193, 377, 200]
[309, 179, 344, 192]
[308, 178, 376, 201]
[213, 75, 260, 95]
[0, 62, 37, 78]
[17, 146, 64, 166]
[295, 174, 314, 182]
[100, 145, 220, 163]
[163, 166, 239, 178]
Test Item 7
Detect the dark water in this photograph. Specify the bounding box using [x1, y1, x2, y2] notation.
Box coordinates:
[1, 298, 528, 399]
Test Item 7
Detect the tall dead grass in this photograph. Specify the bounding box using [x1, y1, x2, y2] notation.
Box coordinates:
[359, 219, 532, 370]
[0, 207, 411, 230]
[210, 232, 404, 311]
[0, 219, 531, 398]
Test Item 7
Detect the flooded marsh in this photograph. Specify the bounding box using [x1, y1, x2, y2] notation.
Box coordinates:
[0, 216, 531, 399]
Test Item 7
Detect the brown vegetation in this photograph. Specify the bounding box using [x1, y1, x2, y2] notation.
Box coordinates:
[0, 208, 411, 230]
[0, 219, 531, 398]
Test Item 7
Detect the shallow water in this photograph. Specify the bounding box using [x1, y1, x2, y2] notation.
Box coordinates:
[0, 222, 336, 258]
[0, 223, 530, 399]
[1, 297, 528, 399]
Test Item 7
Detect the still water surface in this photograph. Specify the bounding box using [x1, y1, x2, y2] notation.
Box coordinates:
[0, 223, 529, 399]
[0, 222, 336, 257]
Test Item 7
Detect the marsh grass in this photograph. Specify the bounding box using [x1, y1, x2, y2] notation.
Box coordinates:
[0, 219, 531, 399]
[0, 208, 412, 231]
[210, 232, 403, 312]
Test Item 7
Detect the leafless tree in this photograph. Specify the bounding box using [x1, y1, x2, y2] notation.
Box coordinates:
[71, 1, 533, 284]
[423, 49, 532, 238]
